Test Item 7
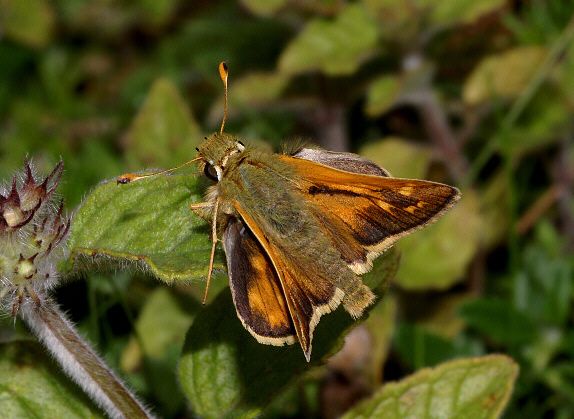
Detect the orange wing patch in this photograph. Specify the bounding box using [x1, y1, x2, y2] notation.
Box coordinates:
[231, 203, 345, 361]
[223, 217, 296, 346]
[279, 155, 461, 274]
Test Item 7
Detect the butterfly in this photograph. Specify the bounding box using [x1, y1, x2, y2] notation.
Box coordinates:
[118, 62, 461, 361]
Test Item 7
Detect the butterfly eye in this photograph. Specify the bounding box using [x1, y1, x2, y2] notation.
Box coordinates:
[204, 163, 219, 181]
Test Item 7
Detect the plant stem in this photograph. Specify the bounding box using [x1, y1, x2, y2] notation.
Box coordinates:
[20, 297, 156, 419]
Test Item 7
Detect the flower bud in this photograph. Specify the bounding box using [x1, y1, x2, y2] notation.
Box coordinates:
[0, 159, 70, 316]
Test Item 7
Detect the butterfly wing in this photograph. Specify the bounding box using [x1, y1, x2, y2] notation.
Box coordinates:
[219, 157, 373, 361]
[226, 202, 348, 362]
[291, 148, 391, 177]
[223, 216, 297, 346]
[219, 150, 458, 361]
[279, 154, 461, 274]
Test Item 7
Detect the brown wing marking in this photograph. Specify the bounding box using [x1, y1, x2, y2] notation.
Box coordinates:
[223, 217, 296, 346]
[231, 202, 344, 361]
[279, 155, 461, 274]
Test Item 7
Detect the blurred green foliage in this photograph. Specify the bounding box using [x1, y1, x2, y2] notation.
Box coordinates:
[1, 0, 574, 417]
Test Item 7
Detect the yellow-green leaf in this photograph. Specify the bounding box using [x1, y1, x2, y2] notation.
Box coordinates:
[478, 170, 509, 248]
[0, 0, 55, 48]
[364, 295, 398, 385]
[122, 287, 197, 368]
[124, 78, 202, 170]
[504, 91, 570, 155]
[359, 138, 433, 180]
[365, 59, 436, 117]
[362, 0, 414, 38]
[342, 355, 519, 419]
[140, 0, 179, 26]
[240, 0, 288, 16]
[278, 4, 378, 76]
[557, 31, 574, 105]
[418, 0, 507, 25]
[395, 188, 482, 290]
[231, 72, 291, 106]
[207, 72, 291, 123]
[365, 75, 402, 117]
[463, 46, 549, 106]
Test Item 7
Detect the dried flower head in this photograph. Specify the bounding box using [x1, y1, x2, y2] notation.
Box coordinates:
[0, 158, 70, 316]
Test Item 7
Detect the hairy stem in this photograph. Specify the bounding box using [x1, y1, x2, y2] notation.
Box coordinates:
[20, 297, 156, 419]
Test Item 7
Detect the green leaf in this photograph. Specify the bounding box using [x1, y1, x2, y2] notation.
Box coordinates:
[458, 298, 537, 345]
[364, 75, 402, 117]
[124, 78, 202, 171]
[364, 296, 398, 385]
[65, 174, 224, 282]
[207, 72, 291, 124]
[0, 0, 55, 48]
[359, 138, 433, 180]
[121, 288, 199, 416]
[363, 0, 505, 39]
[365, 62, 436, 117]
[395, 323, 485, 370]
[178, 249, 400, 419]
[394, 189, 482, 290]
[558, 31, 574, 105]
[504, 89, 570, 156]
[463, 46, 549, 106]
[240, 0, 288, 16]
[512, 223, 572, 326]
[341, 355, 519, 419]
[125, 287, 198, 361]
[278, 4, 378, 76]
[478, 170, 509, 248]
[362, 0, 416, 41]
[0, 340, 104, 418]
[418, 0, 507, 26]
[419, 293, 477, 338]
[230, 72, 291, 107]
[140, 0, 179, 26]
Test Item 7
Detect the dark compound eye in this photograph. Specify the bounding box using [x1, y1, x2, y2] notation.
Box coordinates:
[204, 163, 218, 181]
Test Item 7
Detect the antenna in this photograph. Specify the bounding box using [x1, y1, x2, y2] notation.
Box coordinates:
[117, 62, 230, 186]
[117, 157, 201, 184]
[219, 61, 228, 134]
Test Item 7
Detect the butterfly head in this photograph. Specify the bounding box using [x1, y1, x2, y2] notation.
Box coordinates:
[195, 132, 246, 181]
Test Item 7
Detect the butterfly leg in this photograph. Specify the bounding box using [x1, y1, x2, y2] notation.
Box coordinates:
[199, 198, 220, 305]
[189, 201, 219, 304]
[189, 199, 223, 305]
[189, 201, 214, 224]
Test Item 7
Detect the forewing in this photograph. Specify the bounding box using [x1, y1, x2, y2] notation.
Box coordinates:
[223, 216, 296, 347]
[279, 155, 461, 273]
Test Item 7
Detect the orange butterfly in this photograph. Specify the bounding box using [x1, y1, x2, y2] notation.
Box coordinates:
[119, 62, 460, 361]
